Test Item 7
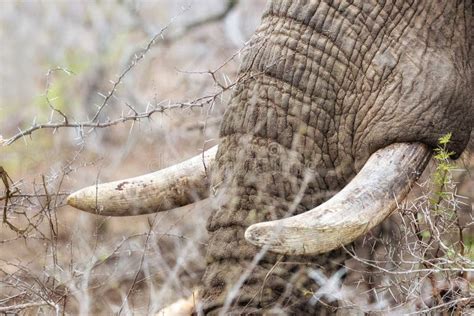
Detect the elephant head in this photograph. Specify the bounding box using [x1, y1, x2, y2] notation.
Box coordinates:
[67, 0, 472, 314]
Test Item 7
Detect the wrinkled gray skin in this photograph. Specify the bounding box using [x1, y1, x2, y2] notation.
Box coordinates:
[199, 0, 472, 314]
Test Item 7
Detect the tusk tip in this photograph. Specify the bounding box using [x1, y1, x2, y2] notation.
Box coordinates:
[245, 222, 310, 255]
[245, 222, 287, 250]
[66, 193, 76, 207]
[66, 190, 88, 211]
[244, 224, 263, 245]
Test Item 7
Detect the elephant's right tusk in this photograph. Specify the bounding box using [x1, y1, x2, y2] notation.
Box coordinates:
[245, 142, 432, 255]
[67, 146, 217, 216]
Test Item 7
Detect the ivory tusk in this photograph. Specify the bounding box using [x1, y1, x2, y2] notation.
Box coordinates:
[67, 146, 217, 216]
[244, 143, 432, 255]
[156, 290, 197, 316]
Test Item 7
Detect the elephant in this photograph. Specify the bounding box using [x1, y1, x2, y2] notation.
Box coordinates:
[67, 0, 472, 314]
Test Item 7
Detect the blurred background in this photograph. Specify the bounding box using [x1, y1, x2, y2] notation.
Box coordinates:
[0, 0, 472, 314]
[0, 1, 267, 314]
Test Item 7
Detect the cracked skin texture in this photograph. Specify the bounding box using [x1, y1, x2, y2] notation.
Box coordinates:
[198, 0, 472, 314]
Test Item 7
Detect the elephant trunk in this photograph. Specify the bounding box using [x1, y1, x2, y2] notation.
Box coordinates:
[198, 1, 362, 312]
[201, 137, 350, 314]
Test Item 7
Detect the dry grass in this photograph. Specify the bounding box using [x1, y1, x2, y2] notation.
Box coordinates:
[1, 1, 472, 314]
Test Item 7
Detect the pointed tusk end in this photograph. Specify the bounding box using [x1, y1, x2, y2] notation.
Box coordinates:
[245, 222, 307, 255]
[66, 193, 76, 207]
[66, 188, 92, 213]
[244, 223, 265, 246]
[66, 191, 83, 210]
[245, 224, 280, 254]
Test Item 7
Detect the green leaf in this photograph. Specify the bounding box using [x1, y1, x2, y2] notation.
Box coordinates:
[438, 132, 452, 145]
[421, 230, 431, 239]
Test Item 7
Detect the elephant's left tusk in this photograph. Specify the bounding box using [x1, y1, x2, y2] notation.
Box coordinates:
[244, 142, 432, 255]
[67, 146, 217, 216]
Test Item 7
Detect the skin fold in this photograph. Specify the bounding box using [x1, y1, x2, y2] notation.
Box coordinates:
[199, 0, 472, 314]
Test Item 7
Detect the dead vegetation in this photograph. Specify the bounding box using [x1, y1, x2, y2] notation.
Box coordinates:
[1, 1, 472, 314]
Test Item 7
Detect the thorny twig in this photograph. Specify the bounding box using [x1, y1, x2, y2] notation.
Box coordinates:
[0, 301, 56, 313]
[1, 167, 26, 234]
[0, 2, 244, 314]
[2, 0, 240, 147]
[3, 2, 472, 315]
